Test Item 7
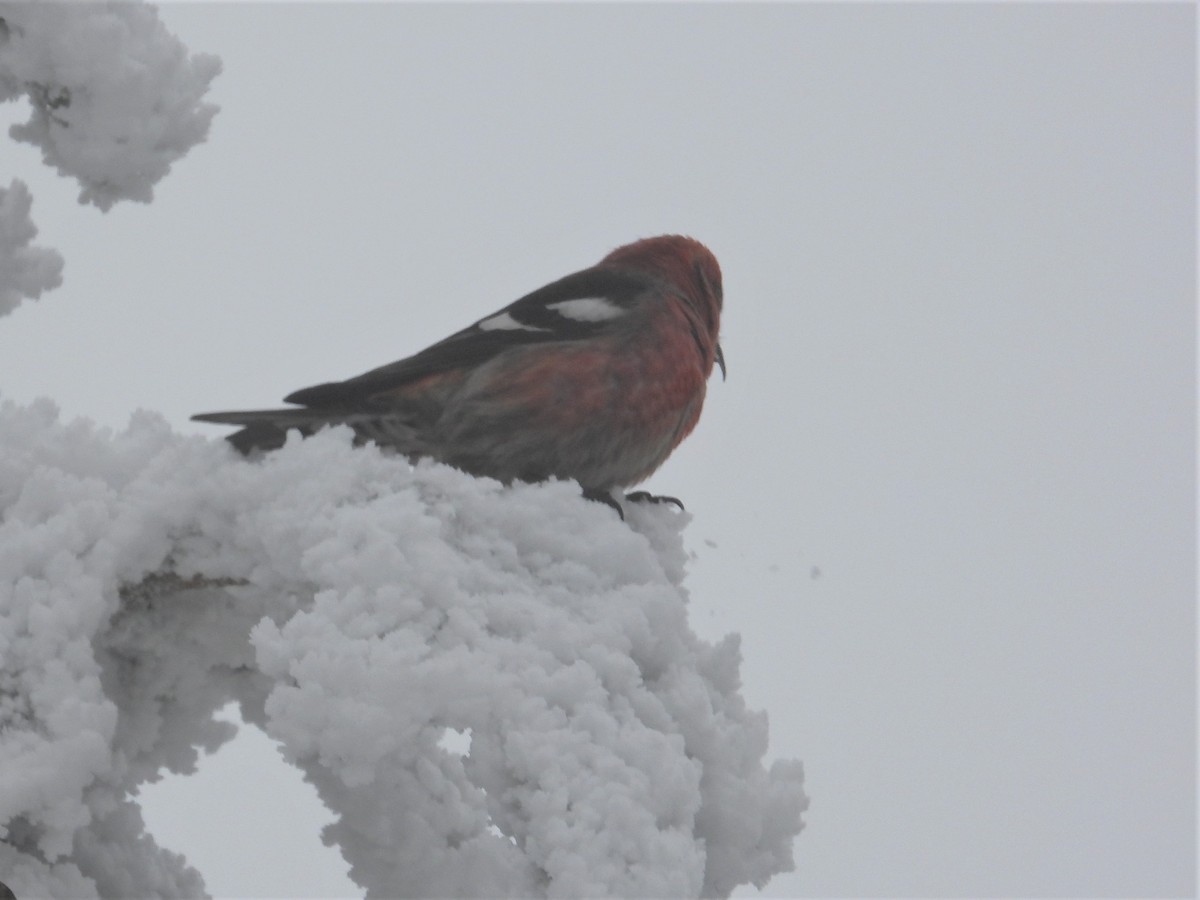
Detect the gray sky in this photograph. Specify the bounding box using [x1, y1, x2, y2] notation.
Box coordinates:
[1, 3, 1194, 896]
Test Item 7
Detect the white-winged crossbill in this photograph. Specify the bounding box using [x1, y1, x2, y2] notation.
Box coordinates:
[193, 234, 725, 515]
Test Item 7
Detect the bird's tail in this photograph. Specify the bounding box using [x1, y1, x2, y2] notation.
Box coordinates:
[191, 408, 333, 454]
[191, 408, 423, 456]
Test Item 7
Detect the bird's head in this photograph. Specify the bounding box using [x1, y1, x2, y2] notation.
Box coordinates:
[600, 234, 725, 379]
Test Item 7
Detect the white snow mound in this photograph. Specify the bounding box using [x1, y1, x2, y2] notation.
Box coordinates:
[0, 398, 807, 898]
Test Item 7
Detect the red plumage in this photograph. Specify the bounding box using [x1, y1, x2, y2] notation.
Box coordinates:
[193, 235, 724, 510]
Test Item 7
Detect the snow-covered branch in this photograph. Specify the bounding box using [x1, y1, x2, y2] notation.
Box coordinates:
[0, 2, 220, 210]
[0, 399, 807, 898]
[0, 180, 62, 316]
[0, 1, 219, 319]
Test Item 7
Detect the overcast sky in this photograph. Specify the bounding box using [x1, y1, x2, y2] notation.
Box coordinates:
[1, 3, 1194, 897]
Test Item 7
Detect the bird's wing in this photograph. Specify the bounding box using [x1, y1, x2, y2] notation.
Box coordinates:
[284, 266, 653, 408]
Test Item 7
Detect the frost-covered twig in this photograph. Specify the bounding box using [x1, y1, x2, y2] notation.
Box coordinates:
[0, 3, 221, 210]
[0, 401, 807, 898]
[0, 180, 62, 316]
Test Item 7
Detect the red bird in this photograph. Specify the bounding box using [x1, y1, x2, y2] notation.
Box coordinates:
[193, 235, 725, 516]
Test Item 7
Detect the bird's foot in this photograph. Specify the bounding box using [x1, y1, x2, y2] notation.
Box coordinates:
[624, 491, 685, 512]
[582, 488, 626, 520]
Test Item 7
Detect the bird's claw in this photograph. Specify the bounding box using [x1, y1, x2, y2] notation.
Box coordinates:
[582, 488, 626, 520]
[624, 491, 685, 512]
[583, 490, 686, 520]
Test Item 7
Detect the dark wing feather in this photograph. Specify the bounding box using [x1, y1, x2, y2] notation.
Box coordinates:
[284, 266, 652, 408]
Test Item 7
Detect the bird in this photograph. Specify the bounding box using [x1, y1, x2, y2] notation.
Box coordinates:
[193, 234, 725, 517]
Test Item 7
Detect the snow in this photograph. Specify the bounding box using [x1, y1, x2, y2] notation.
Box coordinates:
[0, 180, 63, 316]
[0, 399, 807, 898]
[0, 3, 220, 211]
